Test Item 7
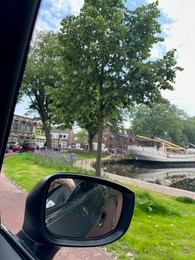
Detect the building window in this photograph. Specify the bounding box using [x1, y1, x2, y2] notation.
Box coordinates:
[12, 119, 19, 130]
[21, 121, 26, 131]
[26, 122, 31, 132]
[59, 134, 67, 139]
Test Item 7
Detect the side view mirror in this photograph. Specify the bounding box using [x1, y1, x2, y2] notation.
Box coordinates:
[46, 178, 125, 239]
[17, 173, 135, 259]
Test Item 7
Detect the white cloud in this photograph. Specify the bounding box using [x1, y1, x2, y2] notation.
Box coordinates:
[36, 0, 84, 31]
[149, 0, 195, 116]
[50, 0, 83, 14]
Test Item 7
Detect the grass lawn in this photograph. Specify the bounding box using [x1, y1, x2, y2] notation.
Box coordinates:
[107, 186, 195, 259]
[3, 152, 90, 190]
[3, 152, 195, 259]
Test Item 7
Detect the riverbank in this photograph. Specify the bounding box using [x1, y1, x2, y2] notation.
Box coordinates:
[74, 156, 195, 200]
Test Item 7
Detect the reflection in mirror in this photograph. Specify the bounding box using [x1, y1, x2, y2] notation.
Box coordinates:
[45, 178, 123, 239]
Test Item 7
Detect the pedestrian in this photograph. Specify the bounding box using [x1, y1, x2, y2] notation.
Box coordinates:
[21, 141, 28, 152]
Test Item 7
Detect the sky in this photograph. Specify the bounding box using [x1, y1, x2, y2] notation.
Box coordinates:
[15, 0, 195, 118]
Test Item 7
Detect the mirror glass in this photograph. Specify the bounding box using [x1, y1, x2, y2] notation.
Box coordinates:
[45, 177, 123, 239]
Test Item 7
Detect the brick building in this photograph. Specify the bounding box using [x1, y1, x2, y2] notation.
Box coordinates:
[9, 115, 134, 150]
[8, 114, 75, 149]
[9, 115, 34, 144]
[103, 128, 134, 150]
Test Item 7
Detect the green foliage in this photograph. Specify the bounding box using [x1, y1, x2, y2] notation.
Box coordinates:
[76, 129, 88, 144]
[130, 102, 189, 145]
[183, 117, 195, 145]
[21, 31, 60, 148]
[174, 196, 195, 204]
[3, 153, 88, 191]
[22, 32, 60, 113]
[2, 151, 106, 191]
[56, 0, 182, 124]
[136, 191, 180, 216]
[54, 0, 182, 175]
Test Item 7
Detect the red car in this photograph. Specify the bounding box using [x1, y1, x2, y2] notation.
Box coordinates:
[12, 142, 35, 152]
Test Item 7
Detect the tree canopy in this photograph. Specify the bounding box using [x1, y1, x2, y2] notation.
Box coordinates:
[21, 32, 60, 148]
[183, 117, 195, 146]
[53, 0, 182, 175]
[130, 102, 190, 146]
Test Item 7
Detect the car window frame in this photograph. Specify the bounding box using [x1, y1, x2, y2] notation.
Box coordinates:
[0, 0, 42, 169]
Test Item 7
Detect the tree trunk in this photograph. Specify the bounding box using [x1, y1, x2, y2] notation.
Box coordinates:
[88, 132, 94, 152]
[96, 111, 103, 176]
[43, 122, 52, 149]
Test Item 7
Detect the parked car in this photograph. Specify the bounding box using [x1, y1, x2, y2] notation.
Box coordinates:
[8, 141, 16, 150]
[107, 147, 121, 154]
[0, 1, 135, 259]
[11, 142, 22, 152]
[93, 142, 108, 152]
[67, 145, 84, 151]
[113, 148, 121, 153]
[12, 142, 35, 152]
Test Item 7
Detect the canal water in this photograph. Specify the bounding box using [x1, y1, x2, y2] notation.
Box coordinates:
[103, 161, 195, 192]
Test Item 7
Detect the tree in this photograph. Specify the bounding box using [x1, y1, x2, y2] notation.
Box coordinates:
[76, 129, 88, 145]
[21, 32, 60, 149]
[130, 102, 188, 145]
[183, 117, 195, 145]
[55, 0, 182, 175]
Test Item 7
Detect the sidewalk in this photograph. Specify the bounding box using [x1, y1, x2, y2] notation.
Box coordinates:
[106, 172, 195, 200]
[0, 172, 114, 260]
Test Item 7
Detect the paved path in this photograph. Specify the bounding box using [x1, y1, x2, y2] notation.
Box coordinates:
[106, 172, 195, 199]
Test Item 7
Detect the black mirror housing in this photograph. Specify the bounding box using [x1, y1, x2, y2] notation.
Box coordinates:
[17, 173, 134, 258]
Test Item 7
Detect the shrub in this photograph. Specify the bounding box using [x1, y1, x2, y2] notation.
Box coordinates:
[33, 150, 77, 169]
[174, 196, 195, 204]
